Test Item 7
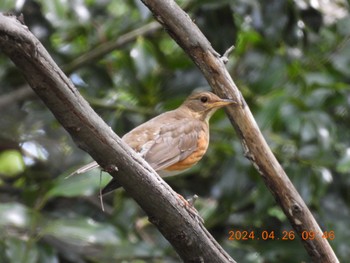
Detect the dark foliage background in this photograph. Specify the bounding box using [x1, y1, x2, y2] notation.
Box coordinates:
[0, 0, 349, 262]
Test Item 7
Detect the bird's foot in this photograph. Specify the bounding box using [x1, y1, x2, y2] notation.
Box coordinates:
[177, 194, 204, 224]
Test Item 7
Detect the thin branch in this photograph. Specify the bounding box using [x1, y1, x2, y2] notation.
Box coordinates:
[0, 13, 236, 262]
[87, 96, 155, 115]
[139, 0, 339, 262]
[221, 45, 235, 64]
[0, 21, 161, 110]
[62, 21, 161, 74]
[0, 85, 35, 110]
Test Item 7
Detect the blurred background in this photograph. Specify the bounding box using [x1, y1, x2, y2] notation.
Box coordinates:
[0, 0, 349, 262]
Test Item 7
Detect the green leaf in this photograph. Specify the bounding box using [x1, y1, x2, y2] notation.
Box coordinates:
[268, 206, 286, 221]
[3, 237, 39, 263]
[45, 170, 110, 199]
[0, 150, 25, 177]
[0, 203, 31, 230]
[42, 217, 120, 247]
[336, 150, 350, 174]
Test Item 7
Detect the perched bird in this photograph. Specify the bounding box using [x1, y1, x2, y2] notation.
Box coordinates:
[72, 91, 235, 195]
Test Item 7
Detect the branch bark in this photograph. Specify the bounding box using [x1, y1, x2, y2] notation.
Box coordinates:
[139, 0, 339, 262]
[0, 14, 235, 263]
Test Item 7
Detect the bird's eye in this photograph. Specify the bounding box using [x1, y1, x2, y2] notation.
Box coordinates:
[200, 96, 208, 103]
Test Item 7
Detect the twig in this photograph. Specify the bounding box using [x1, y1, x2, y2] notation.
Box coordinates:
[62, 21, 161, 74]
[0, 85, 35, 110]
[220, 45, 235, 64]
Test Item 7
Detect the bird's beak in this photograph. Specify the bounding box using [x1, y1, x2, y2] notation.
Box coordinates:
[211, 98, 236, 108]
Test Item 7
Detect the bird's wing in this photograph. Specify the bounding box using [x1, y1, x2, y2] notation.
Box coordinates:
[103, 113, 208, 195]
[142, 119, 206, 171]
[122, 114, 206, 172]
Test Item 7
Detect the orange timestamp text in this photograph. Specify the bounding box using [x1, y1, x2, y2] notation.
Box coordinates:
[228, 230, 335, 241]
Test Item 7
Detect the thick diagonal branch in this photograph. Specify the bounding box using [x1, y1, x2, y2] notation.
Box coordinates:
[0, 14, 235, 263]
[139, 0, 339, 262]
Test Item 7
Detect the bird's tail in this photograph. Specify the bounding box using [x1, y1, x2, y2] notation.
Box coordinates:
[68, 161, 100, 178]
[68, 161, 122, 196]
[100, 178, 122, 196]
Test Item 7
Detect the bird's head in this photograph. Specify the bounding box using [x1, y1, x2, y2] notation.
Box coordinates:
[181, 91, 235, 122]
